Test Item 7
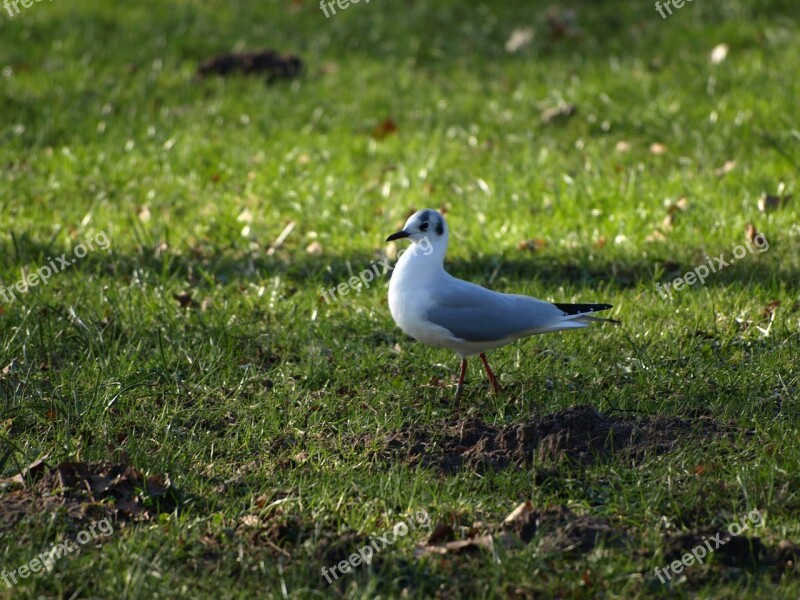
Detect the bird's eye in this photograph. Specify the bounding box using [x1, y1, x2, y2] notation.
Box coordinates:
[419, 222, 430, 231]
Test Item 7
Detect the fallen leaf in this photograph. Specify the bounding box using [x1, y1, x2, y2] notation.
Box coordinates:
[714, 160, 736, 177]
[645, 230, 667, 243]
[305, 241, 323, 256]
[710, 43, 729, 64]
[173, 292, 196, 308]
[240, 515, 261, 528]
[416, 534, 494, 556]
[505, 28, 535, 53]
[745, 223, 759, 244]
[518, 239, 547, 252]
[2, 360, 22, 377]
[371, 117, 397, 140]
[763, 300, 781, 316]
[541, 104, 577, 124]
[615, 141, 631, 152]
[503, 501, 533, 525]
[7, 455, 50, 486]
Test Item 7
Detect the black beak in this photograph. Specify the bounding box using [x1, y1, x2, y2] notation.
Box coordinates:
[385, 230, 410, 242]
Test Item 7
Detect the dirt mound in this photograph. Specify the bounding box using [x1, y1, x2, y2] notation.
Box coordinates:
[418, 502, 625, 558]
[662, 530, 800, 575]
[365, 405, 737, 472]
[0, 460, 176, 527]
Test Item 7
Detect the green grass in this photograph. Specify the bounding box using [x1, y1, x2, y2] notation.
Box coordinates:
[1, 0, 799, 597]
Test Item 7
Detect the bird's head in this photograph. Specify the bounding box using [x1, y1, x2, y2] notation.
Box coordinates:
[386, 209, 448, 249]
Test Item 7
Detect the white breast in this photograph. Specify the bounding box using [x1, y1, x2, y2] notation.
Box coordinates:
[388, 246, 457, 349]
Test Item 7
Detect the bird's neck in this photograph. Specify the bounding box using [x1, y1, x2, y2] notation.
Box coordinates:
[394, 240, 447, 279]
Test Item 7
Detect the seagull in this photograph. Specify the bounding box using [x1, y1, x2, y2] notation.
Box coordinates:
[386, 209, 616, 399]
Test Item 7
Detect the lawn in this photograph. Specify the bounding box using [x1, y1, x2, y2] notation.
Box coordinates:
[1, 0, 799, 598]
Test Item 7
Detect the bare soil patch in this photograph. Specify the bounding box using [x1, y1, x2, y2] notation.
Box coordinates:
[0, 460, 176, 528]
[361, 405, 742, 472]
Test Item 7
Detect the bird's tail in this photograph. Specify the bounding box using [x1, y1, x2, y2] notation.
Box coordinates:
[555, 303, 620, 325]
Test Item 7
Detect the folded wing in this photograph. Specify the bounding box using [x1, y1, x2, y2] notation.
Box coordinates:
[426, 277, 612, 343]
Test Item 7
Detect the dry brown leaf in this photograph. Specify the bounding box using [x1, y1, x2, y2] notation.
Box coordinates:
[541, 104, 577, 124]
[305, 241, 323, 256]
[645, 230, 667, 243]
[7, 455, 50, 486]
[416, 535, 494, 556]
[505, 28, 535, 53]
[173, 292, 196, 308]
[503, 501, 533, 525]
[763, 300, 781, 316]
[745, 223, 759, 244]
[240, 515, 261, 528]
[518, 238, 547, 252]
[714, 160, 736, 177]
[371, 117, 397, 140]
[615, 141, 631, 152]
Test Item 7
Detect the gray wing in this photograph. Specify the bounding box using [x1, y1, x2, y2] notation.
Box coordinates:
[425, 276, 565, 342]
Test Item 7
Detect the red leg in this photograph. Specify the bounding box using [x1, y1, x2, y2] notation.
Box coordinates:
[455, 358, 467, 399]
[479, 353, 500, 394]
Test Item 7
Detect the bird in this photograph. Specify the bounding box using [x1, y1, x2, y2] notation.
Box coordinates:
[386, 209, 616, 399]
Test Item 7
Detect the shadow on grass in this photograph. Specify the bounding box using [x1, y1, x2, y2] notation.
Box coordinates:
[0, 234, 793, 303]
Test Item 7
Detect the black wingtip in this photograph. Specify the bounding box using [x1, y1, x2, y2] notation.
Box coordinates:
[554, 303, 613, 316]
